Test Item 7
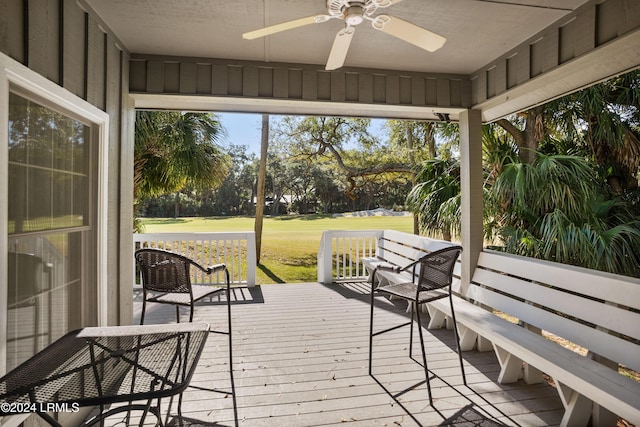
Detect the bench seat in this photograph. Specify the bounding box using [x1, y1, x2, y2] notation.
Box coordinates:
[426, 250, 640, 427]
[428, 296, 640, 426]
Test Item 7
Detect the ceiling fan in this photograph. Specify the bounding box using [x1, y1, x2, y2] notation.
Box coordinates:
[242, 0, 446, 71]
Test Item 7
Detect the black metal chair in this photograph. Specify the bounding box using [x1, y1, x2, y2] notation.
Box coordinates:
[369, 245, 466, 405]
[135, 248, 233, 425]
[135, 248, 231, 325]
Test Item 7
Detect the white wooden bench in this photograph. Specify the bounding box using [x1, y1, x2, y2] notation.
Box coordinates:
[361, 230, 457, 286]
[427, 249, 640, 427]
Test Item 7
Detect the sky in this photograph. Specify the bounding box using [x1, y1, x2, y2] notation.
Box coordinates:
[216, 112, 264, 155]
[216, 112, 388, 155]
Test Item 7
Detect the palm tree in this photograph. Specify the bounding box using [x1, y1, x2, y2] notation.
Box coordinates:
[546, 70, 640, 194]
[406, 124, 517, 242]
[492, 153, 640, 276]
[406, 158, 461, 241]
[134, 111, 229, 221]
[408, 123, 640, 276]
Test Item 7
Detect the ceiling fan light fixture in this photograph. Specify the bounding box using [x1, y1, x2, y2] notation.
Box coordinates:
[344, 5, 365, 26]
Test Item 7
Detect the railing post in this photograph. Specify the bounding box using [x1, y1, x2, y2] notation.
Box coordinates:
[318, 231, 334, 284]
[246, 232, 257, 286]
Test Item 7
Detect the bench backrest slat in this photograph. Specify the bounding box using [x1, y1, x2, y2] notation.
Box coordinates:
[472, 268, 640, 342]
[377, 240, 427, 267]
[478, 250, 640, 309]
[377, 232, 454, 269]
[469, 250, 640, 373]
[467, 285, 640, 372]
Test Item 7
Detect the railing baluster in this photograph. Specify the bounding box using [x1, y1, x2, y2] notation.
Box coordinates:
[230, 239, 236, 284]
[133, 232, 256, 287]
[355, 237, 361, 278]
[317, 230, 382, 284]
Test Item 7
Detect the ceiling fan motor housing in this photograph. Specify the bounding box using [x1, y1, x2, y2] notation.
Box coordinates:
[328, 0, 379, 23]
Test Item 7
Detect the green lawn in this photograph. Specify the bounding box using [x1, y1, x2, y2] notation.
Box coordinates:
[141, 214, 414, 284]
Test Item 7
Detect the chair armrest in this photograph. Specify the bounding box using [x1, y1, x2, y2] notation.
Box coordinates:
[376, 263, 401, 273]
[399, 258, 421, 273]
[206, 263, 227, 274]
[150, 259, 173, 268]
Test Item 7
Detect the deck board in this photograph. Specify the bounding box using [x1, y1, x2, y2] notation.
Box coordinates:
[125, 282, 563, 426]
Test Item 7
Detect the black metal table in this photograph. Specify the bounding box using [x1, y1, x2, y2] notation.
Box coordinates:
[0, 322, 210, 426]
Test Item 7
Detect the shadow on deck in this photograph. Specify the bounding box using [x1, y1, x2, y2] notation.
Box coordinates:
[127, 282, 563, 427]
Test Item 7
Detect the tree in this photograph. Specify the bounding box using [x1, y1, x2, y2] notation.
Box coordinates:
[203, 145, 256, 216]
[546, 71, 640, 194]
[408, 122, 640, 276]
[495, 107, 545, 164]
[491, 153, 640, 276]
[406, 158, 461, 241]
[266, 155, 288, 215]
[134, 111, 229, 220]
[271, 116, 441, 217]
[494, 70, 640, 191]
[255, 114, 269, 263]
[385, 120, 438, 160]
[272, 116, 414, 199]
[386, 120, 441, 232]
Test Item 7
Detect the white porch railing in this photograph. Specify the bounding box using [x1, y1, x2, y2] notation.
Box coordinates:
[133, 232, 256, 287]
[317, 230, 382, 284]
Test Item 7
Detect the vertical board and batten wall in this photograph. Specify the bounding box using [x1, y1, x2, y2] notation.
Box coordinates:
[129, 55, 472, 112]
[473, 0, 640, 121]
[0, 0, 134, 326]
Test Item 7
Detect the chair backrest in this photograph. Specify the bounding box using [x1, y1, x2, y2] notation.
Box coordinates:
[7, 252, 43, 306]
[135, 249, 193, 294]
[416, 245, 462, 292]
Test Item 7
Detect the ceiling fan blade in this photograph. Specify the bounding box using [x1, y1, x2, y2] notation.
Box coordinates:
[325, 27, 355, 71]
[374, 15, 446, 52]
[243, 15, 330, 40]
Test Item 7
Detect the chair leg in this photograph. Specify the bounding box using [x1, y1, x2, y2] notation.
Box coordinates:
[415, 302, 433, 405]
[368, 283, 375, 376]
[176, 306, 181, 323]
[177, 392, 184, 427]
[189, 304, 194, 322]
[449, 294, 467, 385]
[140, 299, 147, 325]
[409, 302, 415, 358]
[226, 283, 233, 367]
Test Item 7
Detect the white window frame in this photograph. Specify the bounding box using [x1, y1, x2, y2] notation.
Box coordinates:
[0, 52, 109, 376]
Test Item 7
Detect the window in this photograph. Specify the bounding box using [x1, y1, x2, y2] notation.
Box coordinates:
[6, 91, 98, 371]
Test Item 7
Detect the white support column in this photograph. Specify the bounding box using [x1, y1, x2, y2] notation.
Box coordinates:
[246, 232, 257, 286]
[119, 93, 135, 326]
[459, 109, 483, 296]
[317, 231, 334, 284]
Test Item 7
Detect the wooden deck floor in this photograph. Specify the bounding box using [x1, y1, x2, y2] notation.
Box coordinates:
[130, 282, 564, 427]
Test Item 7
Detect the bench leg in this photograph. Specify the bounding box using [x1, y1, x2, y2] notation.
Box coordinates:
[556, 381, 592, 427]
[493, 345, 523, 383]
[426, 305, 447, 329]
[523, 363, 543, 384]
[477, 336, 493, 352]
[591, 403, 616, 427]
[444, 315, 454, 330]
[457, 325, 477, 352]
[556, 382, 617, 427]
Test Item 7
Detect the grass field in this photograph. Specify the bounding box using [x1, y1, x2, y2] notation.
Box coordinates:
[141, 214, 414, 284]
